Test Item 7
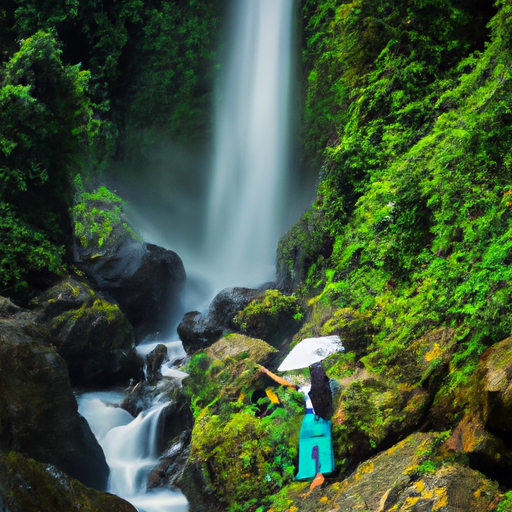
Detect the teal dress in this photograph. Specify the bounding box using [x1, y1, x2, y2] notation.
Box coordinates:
[295, 386, 335, 481]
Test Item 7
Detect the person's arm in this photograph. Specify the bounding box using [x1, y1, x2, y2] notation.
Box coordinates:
[259, 365, 297, 388]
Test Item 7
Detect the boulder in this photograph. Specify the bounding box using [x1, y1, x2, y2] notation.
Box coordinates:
[232, 289, 303, 347]
[0, 451, 136, 512]
[0, 304, 109, 490]
[73, 193, 186, 340]
[268, 432, 501, 512]
[35, 278, 141, 387]
[80, 241, 186, 340]
[145, 343, 169, 384]
[177, 287, 265, 353]
[330, 327, 456, 464]
[205, 333, 279, 366]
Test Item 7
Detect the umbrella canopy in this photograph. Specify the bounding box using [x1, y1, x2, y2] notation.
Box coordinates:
[278, 335, 343, 372]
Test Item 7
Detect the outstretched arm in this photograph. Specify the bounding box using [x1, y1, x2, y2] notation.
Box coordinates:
[259, 365, 297, 388]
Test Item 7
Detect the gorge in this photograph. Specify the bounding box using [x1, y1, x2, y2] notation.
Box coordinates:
[2, 0, 512, 512]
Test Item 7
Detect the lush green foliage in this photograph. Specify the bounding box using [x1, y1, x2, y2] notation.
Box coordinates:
[0, 32, 94, 298]
[0, 1, 222, 299]
[285, 0, 512, 396]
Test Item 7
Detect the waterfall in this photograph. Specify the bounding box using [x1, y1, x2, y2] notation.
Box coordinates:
[204, 0, 295, 291]
[78, 388, 188, 512]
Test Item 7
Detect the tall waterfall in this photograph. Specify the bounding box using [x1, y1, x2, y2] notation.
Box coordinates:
[204, 0, 295, 291]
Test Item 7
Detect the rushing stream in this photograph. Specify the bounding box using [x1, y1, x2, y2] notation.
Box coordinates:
[77, 340, 188, 512]
[78, 0, 297, 510]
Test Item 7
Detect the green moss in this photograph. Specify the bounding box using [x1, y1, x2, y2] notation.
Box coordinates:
[183, 353, 304, 511]
[233, 290, 304, 346]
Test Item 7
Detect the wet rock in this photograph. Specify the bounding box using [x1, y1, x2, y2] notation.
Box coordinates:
[0, 307, 109, 490]
[145, 343, 169, 385]
[177, 287, 265, 353]
[205, 333, 279, 366]
[0, 451, 136, 512]
[73, 195, 186, 340]
[82, 242, 186, 341]
[35, 278, 141, 387]
[232, 289, 303, 347]
[270, 432, 500, 512]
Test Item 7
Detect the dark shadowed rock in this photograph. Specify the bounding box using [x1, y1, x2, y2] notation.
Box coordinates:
[0, 451, 136, 512]
[79, 241, 186, 340]
[72, 195, 186, 340]
[35, 278, 141, 387]
[0, 303, 109, 490]
[145, 343, 169, 384]
[177, 287, 264, 353]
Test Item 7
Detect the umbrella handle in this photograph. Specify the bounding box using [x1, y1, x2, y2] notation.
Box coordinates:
[259, 365, 297, 389]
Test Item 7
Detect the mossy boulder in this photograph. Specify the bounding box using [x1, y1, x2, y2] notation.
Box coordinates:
[181, 353, 304, 511]
[0, 302, 109, 489]
[320, 307, 375, 356]
[178, 287, 266, 353]
[329, 328, 456, 467]
[0, 451, 136, 512]
[432, 336, 512, 483]
[267, 432, 501, 512]
[233, 289, 304, 347]
[35, 278, 141, 387]
[206, 333, 279, 366]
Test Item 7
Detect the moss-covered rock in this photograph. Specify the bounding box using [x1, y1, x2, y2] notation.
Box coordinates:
[267, 432, 500, 512]
[233, 289, 304, 348]
[0, 302, 109, 489]
[181, 352, 305, 511]
[206, 333, 279, 366]
[431, 336, 512, 483]
[35, 278, 141, 387]
[72, 185, 186, 340]
[329, 328, 456, 469]
[320, 307, 375, 356]
[0, 451, 136, 512]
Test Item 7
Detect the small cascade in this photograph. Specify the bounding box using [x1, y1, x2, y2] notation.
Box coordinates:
[78, 385, 188, 512]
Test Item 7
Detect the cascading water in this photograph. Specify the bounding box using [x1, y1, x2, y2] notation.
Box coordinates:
[204, 0, 295, 291]
[78, 389, 188, 512]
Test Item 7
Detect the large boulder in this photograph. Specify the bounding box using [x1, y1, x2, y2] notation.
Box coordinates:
[0, 451, 136, 512]
[267, 432, 501, 512]
[34, 278, 141, 387]
[205, 333, 279, 367]
[433, 336, 512, 482]
[0, 298, 109, 490]
[232, 289, 304, 347]
[330, 327, 456, 465]
[72, 189, 186, 340]
[177, 287, 265, 353]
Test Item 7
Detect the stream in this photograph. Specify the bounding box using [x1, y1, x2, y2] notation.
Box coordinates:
[77, 340, 189, 512]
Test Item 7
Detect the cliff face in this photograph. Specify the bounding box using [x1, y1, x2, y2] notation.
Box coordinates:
[180, 1, 512, 511]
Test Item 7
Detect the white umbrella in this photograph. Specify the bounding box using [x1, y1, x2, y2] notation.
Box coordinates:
[277, 335, 343, 372]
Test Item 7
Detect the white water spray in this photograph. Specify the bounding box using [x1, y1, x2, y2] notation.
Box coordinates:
[77, 371, 188, 512]
[204, 0, 295, 291]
